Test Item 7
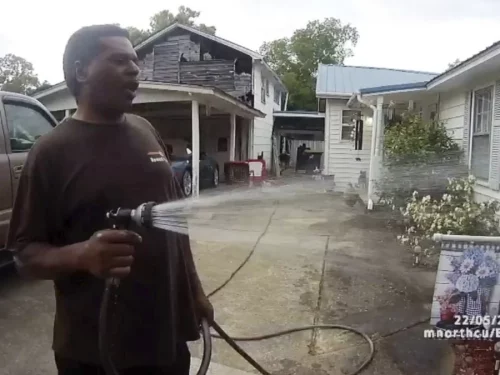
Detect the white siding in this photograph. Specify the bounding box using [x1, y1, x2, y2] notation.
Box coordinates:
[325, 99, 373, 190]
[439, 91, 466, 143]
[252, 64, 281, 167]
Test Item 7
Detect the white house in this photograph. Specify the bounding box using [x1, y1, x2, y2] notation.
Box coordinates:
[33, 23, 287, 195]
[315, 65, 438, 192]
[331, 40, 500, 208]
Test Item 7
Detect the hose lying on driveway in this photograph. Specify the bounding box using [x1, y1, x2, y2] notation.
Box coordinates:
[99, 204, 376, 375]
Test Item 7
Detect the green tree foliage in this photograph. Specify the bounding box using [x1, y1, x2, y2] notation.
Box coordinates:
[259, 18, 359, 110]
[125, 6, 216, 46]
[447, 59, 461, 70]
[0, 54, 43, 95]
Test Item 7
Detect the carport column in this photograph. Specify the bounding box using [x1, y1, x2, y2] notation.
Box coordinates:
[191, 100, 200, 198]
[229, 113, 236, 161]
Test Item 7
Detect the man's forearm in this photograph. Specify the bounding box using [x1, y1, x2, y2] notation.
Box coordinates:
[15, 242, 85, 280]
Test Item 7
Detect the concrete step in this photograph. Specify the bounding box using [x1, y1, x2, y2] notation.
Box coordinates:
[190, 357, 255, 375]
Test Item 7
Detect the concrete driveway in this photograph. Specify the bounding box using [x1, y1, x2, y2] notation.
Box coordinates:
[0, 182, 453, 375]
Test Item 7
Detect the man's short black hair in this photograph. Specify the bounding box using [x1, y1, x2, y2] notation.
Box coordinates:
[63, 24, 130, 98]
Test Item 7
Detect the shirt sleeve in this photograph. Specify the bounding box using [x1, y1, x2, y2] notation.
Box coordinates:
[6, 141, 53, 255]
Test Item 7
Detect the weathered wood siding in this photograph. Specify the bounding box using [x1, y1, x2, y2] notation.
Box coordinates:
[138, 52, 154, 81]
[136, 31, 251, 99]
[153, 40, 180, 83]
[179, 60, 235, 91]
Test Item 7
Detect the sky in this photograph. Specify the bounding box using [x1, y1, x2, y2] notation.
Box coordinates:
[1, 0, 500, 84]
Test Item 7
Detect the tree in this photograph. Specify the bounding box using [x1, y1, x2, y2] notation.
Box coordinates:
[447, 59, 461, 70]
[260, 18, 359, 110]
[125, 6, 216, 46]
[0, 54, 41, 95]
[28, 80, 52, 96]
[126, 26, 151, 46]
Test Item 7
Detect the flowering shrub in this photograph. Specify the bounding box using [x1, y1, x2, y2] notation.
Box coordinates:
[397, 176, 500, 262]
[403, 176, 500, 239]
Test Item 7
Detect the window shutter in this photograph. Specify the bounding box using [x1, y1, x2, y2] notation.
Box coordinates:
[489, 82, 500, 190]
[463, 92, 472, 165]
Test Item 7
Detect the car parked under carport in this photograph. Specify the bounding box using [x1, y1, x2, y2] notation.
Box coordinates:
[170, 151, 219, 197]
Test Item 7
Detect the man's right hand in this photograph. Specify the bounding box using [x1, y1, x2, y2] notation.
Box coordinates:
[78, 230, 142, 279]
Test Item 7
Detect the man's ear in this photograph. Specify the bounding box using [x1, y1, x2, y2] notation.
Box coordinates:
[74, 61, 88, 84]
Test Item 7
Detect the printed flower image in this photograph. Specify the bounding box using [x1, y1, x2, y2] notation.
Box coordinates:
[456, 274, 480, 293]
[476, 264, 493, 279]
[440, 245, 500, 317]
[460, 258, 475, 273]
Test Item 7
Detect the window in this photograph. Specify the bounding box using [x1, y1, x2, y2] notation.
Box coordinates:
[265, 79, 270, 97]
[318, 99, 326, 113]
[217, 137, 228, 152]
[274, 87, 280, 105]
[341, 110, 361, 141]
[5, 102, 55, 153]
[470, 86, 493, 181]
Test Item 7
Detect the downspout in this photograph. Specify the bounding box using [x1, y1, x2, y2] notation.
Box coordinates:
[356, 94, 378, 210]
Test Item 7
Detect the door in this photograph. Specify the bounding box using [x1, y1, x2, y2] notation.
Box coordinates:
[3, 98, 56, 200]
[0, 111, 12, 249]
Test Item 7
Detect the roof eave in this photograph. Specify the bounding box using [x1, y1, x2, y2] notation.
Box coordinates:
[316, 92, 352, 99]
[135, 23, 262, 60]
[427, 41, 500, 89]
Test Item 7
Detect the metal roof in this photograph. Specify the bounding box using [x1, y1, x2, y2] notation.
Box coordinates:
[316, 64, 438, 96]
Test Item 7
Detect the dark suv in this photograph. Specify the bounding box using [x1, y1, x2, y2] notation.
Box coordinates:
[0, 91, 57, 267]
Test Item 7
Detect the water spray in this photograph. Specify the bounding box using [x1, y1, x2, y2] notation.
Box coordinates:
[100, 195, 375, 375]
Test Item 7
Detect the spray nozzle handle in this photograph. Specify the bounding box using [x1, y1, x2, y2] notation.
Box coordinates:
[106, 207, 133, 229]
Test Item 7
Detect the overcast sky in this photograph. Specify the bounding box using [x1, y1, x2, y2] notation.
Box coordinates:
[1, 0, 500, 84]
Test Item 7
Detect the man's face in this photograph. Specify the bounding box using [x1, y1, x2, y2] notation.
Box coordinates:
[81, 36, 140, 113]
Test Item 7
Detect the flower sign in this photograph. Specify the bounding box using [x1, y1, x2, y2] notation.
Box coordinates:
[440, 246, 500, 320]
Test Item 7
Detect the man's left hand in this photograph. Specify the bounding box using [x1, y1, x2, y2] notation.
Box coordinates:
[195, 293, 214, 325]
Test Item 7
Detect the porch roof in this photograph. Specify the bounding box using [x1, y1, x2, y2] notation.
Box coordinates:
[34, 81, 265, 119]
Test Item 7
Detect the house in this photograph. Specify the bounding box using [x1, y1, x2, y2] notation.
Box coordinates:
[33, 23, 287, 196]
[328, 40, 500, 208]
[314, 65, 437, 193]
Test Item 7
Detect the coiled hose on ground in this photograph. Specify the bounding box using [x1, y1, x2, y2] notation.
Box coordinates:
[100, 205, 375, 375]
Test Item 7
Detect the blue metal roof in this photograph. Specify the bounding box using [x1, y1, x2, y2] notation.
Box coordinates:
[359, 81, 429, 95]
[316, 64, 438, 96]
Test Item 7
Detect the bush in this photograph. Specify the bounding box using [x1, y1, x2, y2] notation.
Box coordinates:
[398, 176, 500, 253]
[377, 112, 465, 209]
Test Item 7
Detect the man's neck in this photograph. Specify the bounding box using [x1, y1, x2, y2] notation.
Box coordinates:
[72, 103, 125, 124]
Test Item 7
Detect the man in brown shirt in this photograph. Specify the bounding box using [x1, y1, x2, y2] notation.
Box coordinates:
[6, 24, 213, 374]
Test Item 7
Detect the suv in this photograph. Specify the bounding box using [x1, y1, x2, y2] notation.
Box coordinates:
[0, 91, 58, 267]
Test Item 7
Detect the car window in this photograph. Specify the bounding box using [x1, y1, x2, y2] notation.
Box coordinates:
[4, 102, 55, 153]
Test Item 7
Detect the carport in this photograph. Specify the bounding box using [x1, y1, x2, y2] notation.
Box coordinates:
[272, 111, 325, 176]
[33, 81, 265, 197]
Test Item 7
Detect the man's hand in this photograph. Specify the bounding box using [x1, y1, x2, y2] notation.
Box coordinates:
[78, 229, 142, 279]
[195, 292, 214, 325]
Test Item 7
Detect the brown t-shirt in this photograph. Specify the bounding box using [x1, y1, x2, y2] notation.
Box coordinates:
[6, 115, 200, 368]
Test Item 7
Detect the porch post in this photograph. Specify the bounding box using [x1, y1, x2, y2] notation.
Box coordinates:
[229, 113, 236, 161]
[64, 109, 71, 119]
[191, 100, 200, 198]
[375, 96, 384, 156]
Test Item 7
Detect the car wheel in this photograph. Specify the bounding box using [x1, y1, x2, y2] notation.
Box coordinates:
[212, 167, 219, 187]
[182, 170, 192, 197]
